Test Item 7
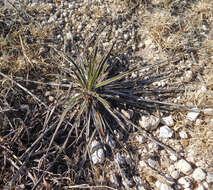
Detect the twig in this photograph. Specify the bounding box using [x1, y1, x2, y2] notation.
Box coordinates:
[0, 145, 37, 187]
[63, 184, 117, 190]
[9, 146, 37, 188]
[32, 120, 74, 190]
[20, 118, 59, 160]
[14, 77, 70, 88]
[0, 72, 47, 108]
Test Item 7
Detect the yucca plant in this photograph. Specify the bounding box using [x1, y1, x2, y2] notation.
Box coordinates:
[47, 41, 184, 152]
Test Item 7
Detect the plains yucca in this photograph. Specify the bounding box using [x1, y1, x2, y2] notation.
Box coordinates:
[48, 41, 185, 153]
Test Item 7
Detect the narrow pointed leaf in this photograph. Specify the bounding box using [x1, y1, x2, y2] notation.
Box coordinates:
[95, 69, 135, 89]
[95, 111, 105, 137]
[66, 55, 87, 87]
[47, 93, 83, 152]
[91, 105, 104, 142]
[94, 93, 127, 131]
[91, 42, 116, 88]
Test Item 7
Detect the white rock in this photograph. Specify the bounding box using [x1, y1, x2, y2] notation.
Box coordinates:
[144, 39, 152, 46]
[66, 31, 72, 40]
[114, 130, 124, 140]
[168, 165, 175, 172]
[192, 168, 206, 182]
[135, 135, 146, 144]
[106, 134, 116, 149]
[202, 181, 209, 189]
[139, 160, 147, 170]
[148, 158, 157, 168]
[155, 180, 161, 189]
[139, 115, 160, 130]
[187, 110, 200, 121]
[91, 140, 105, 164]
[203, 108, 213, 115]
[196, 184, 205, 190]
[206, 172, 213, 183]
[133, 176, 146, 190]
[123, 33, 129, 40]
[153, 81, 166, 87]
[179, 131, 188, 139]
[195, 119, 203, 126]
[176, 159, 193, 175]
[178, 177, 192, 188]
[148, 142, 159, 151]
[109, 172, 119, 187]
[45, 91, 51, 97]
[161, 115, 174, 127]
[48, 15, 56, 23]
[171, 170, 180, 179]
[138, 184, 146, 190]
[48, 96, 54, 102]
[159, 126, 174, 138]
[169, 154, 177, 161]
[155, 181, 173, 190]
[121, 109, 133, 119]
[160, 183, 173, 190]
[185, 70, 193, 82]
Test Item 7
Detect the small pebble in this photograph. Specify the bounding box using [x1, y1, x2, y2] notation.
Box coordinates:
[123, 33, 129, 40]
[159, 126, 174, 138]
[135, 135, 146, 144]
[148, 158, 157, 168]
[179, 130, 188, 139]
[109, 172, 119, 187]
[48, 96, 54, 102]
[48, 15, 56, 23]
[202, 181, 209, 189]
[187, 110, 200, 121]
[133, 176, 146, 190]
[178, 177, 192, 188]
[161, 115, 174, 127]
[171, 170, 180, 179]
[155, 181, 173, 190]
[91, 140, 105, 164]
[192, 168, 206, 182]
[169, 154, 177, 162]
[106, 134, 116, 149]
[195, 119, 203, 126]
[185, 70, 193, 82]
[168, 165, 175, 172]
[45, 91, 51, 97]
[206, 172, 213, 183]
[121, 109, 133, 119]
[203, 108, 213, 115]
[155, 180, 161, 188]
[176, 159, 193, 175]
[196, 184, 205, 190]
[144, 39, 152, 46]
[139, 160, 147, 170]
[66, 31, 72, 40]
[139, 115, 160, 130]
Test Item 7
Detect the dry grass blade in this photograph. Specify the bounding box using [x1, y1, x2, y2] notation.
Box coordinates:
[63, 184, 117, 189]
[47, 94, 83, 153]
[0, 72, 47, 108]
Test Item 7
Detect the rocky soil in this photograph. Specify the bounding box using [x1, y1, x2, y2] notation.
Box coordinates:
[0, 0, 213, 189]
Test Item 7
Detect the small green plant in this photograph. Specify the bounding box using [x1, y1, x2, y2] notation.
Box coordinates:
[48, 42, 135, 150]
[47, 41, 183, 152]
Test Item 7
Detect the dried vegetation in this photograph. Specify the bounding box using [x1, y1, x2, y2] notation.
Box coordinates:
[0, 0, 213, 189]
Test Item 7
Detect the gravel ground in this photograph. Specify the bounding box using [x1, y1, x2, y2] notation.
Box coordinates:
[0, 0, 213, 189]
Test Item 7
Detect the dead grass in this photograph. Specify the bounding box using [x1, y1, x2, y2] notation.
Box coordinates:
[0, 0, 213, 189]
